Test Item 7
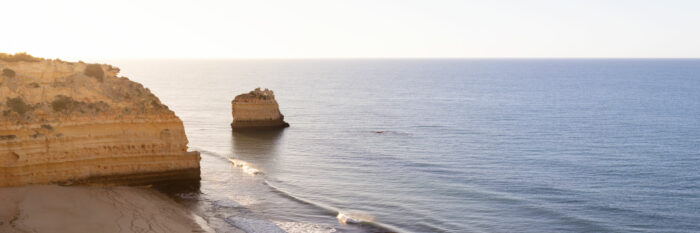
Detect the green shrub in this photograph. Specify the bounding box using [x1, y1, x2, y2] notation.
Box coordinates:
[51, 95, 78, 112]
[2, 68, 15, 77]
[41, 124, 54, 130]
[84, 64, 104, 82]
[6, 97, 31, 115]
[51, 95, 110, 113]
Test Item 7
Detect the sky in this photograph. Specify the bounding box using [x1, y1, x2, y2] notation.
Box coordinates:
[3, 0, 700, 59]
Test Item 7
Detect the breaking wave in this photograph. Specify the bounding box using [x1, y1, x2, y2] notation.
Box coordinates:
[228, 158, 264, 175]
[193, 149, 397, 232]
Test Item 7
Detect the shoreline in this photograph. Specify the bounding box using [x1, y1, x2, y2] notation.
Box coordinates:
[175, 149, 399, 233]
[0, 185, 215, 233]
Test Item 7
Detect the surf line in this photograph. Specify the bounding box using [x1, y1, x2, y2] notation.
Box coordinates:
[228, 158, 264, 175]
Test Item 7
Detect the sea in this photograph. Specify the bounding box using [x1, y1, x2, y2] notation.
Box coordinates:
[110, 59, 700, 233]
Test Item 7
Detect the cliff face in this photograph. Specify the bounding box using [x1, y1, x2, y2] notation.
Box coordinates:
[0, 53, 200, 187]
[231, 88, 289, 129]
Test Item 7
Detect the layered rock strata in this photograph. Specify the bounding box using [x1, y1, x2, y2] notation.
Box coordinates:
[231, 88, 289, 129]
[0, 53, 200, 187]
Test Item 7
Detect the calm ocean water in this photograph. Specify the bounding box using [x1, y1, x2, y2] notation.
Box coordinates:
[112, 59, 700, 232]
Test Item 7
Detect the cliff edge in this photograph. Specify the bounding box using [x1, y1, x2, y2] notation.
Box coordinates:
[0, 53, 200, 187]
[231, 88, 289, 129]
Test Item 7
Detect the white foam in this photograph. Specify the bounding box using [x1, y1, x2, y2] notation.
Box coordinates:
[226, 217, 285, 233]
[274, 221, 337, 233]
[229, 158, 264, 175]
[226, 194, 259, 206]
[336, 212, 374, 225]
[191, 213, 217, 233]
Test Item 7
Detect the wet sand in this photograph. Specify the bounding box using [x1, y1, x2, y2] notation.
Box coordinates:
[0, 185, 215, 233]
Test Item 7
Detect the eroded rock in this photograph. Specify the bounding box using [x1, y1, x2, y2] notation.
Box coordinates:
[0, 53, 200, 187]
[230, 88, 289, 130]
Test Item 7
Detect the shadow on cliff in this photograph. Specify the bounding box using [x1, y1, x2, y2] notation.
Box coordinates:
[230, 129, 286, 172]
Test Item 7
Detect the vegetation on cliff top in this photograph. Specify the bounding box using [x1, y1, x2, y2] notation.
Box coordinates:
[84, 64, 104, 82]
[0, 52, 43, 62]
[5, 97, 32, 116]
[2, 68, 15, 78]
[51, 95, 110, 114]
[0, 53, 173, 121]
[234, 88, 275, 102]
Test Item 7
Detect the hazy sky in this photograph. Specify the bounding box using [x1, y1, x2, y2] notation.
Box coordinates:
[4, 0, 700, 59]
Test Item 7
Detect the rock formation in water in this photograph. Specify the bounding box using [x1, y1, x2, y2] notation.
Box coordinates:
[0, 53, 200, 187]
[230, 88, 289, 129]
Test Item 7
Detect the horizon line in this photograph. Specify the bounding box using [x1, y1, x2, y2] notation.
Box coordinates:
[96, 57, 700, 60]
[8, 52, 700, 61]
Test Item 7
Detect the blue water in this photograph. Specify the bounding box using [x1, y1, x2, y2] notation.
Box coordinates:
[112, 59, 700, 232]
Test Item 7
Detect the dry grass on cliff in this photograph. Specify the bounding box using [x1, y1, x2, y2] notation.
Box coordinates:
[0, 53, 173, 121]
[0, 52, 43, 62]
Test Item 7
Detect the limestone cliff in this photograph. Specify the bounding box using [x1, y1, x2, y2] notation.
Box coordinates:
[0, 53, 200, 187]
[231, 88, 289, 129]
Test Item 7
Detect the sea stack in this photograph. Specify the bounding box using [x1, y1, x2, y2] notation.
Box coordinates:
[0, 53, 200, 187]
[231, 88, 289, 130]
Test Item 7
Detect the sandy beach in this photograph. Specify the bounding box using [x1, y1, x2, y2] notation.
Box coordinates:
[0, 185, 215, 233]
